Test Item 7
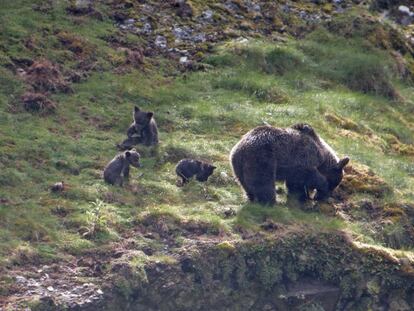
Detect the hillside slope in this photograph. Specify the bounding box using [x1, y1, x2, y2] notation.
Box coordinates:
[1, 0, 414, 309]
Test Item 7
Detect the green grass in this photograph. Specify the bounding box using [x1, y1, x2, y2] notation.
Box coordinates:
[1, 1, 414, 268]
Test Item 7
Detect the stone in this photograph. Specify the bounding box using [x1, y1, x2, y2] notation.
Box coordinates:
[173, 26, 193, 41]
[15, 276, 27, 284]
[201, 9, 214, 22]
[69, 0, 93, 14]
[119, 19, 139, 32]
[193, 33, 206, 43]
[155, 35, 167, 49]
[141, 22, 152, 35]
[279, 279, 340, 311]
[396, 5, 414, 25]
[179, 56, 189, 64]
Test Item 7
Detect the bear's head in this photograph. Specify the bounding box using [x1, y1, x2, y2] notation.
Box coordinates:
[196, 163, 216, 182]
[125, 149, 141, 168]
[133, 106, 154, 132]
[317, 157, 349, 199]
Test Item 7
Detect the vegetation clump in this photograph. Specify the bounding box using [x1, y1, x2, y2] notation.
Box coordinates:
[339, 163, 393, 198]
[24, 59, 71, 93]
[21, 92, 57, 114]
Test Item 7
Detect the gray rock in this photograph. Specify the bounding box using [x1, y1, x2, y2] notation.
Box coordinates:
[155, 35, 167, 49]
[173, 26, 193, 41]
[193, 33, 206, 43]
[68, 0, 93, 14]
[75, 0, 91, 9]
[245, 1, 261, 13]
[141, 22, 152, 35]
[15, 276, 27, 284]
[396, 5, 414, 25]
[201, 9, 214, 22]
[179, 56, 189, 64]
[119, 18, 139, 32]
[225, 1, 240, 12]
[398, 5, 411, 15]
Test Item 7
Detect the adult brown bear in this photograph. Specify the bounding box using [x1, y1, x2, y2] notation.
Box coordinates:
[230, 124, 349, 204]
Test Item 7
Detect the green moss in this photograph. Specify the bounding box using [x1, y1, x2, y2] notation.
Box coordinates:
[216, 241, 236, 252]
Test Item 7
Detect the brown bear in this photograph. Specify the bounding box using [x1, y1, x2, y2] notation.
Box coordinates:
[103, 149, 141, 186]
[118, 106, 159, 150]
[230, 123, 349, 204]
[175, 159, 216, 186]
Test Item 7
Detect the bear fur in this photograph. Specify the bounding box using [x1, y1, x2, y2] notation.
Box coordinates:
[175, 159, 216, 186]
[230, 124, 349, 204]
[104, 149, 141, 186]
[118, 106, 159, 150]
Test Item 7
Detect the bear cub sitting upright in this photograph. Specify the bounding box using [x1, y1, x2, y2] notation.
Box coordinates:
[175, 159, 216, 186]
[104, 149, 141, 186]
[118, 106, 159, 150]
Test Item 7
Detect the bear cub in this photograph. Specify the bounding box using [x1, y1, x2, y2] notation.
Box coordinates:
[175, 159, 216, 186]
[104, 149, 141, 186]
[118, 106, 159, 150]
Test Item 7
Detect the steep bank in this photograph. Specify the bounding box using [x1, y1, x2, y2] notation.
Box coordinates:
[1, 0, 414, 310]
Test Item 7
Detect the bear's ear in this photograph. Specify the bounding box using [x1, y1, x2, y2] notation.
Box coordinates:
[134, 106, 140, 112]
[125, 151, 131, 157]
[337, 157, 350, 169]
[147, 112, 154, 119]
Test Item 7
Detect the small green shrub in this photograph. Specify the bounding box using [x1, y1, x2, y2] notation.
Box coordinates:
[205, 54, 240, 67]
[264, 46, 305, 75]
[212, 75, 288, 103]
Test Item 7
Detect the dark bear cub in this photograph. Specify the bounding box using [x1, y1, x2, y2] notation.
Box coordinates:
[118, 106, 159, 150]
[104, 149, 141, 186]
[175, 159, 216, 186]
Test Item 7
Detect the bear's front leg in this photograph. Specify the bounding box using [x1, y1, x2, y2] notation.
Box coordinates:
[115, 176, 124, 187]
[123, 165, 130, 180]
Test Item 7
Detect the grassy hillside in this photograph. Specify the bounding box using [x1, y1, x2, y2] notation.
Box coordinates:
[1, 0, 414, 307]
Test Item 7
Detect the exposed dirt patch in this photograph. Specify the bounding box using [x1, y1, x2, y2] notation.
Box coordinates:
[384, 133, 414, 156]
[325, 113, 360, 132]
[138, 212, 225, 240]
[338, 163, 392, 198]
[125, 48, 144, 68]
[56, 31, 96, 59]
[24, 60, 72, 93]
[21, 92, 57, 114]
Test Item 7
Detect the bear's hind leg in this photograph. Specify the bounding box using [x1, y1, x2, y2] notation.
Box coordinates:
[244, 163, 275, 205]
[254, 182, 276, 205]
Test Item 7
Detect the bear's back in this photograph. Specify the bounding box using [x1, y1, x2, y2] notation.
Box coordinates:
[104, 154, 124, 178]
[236, 125, 324, 169]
